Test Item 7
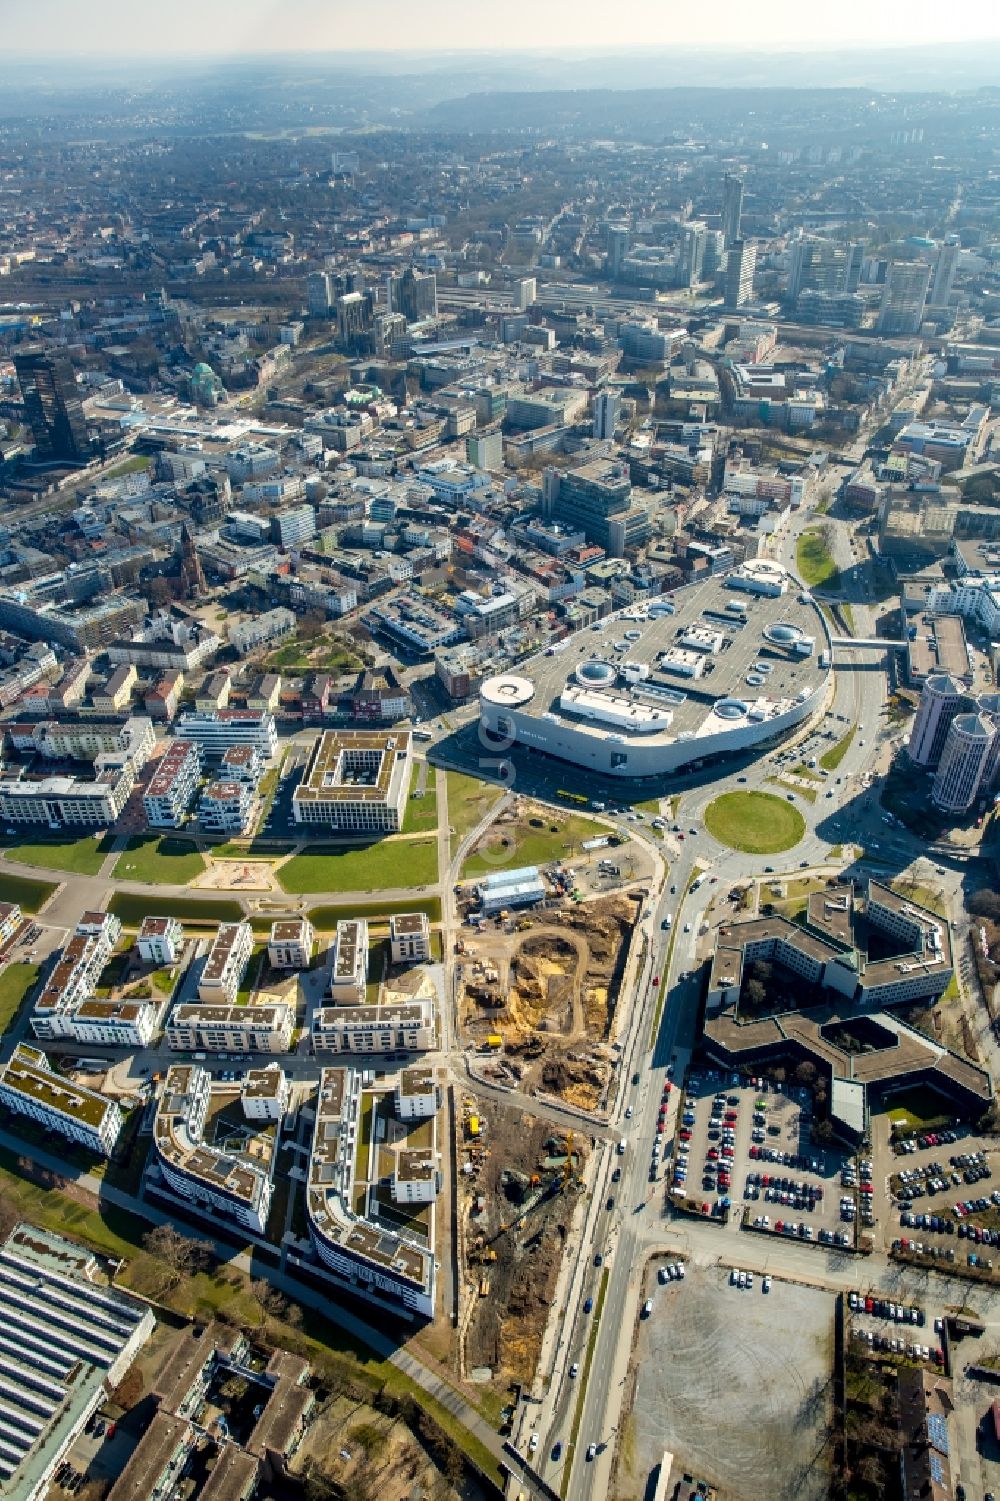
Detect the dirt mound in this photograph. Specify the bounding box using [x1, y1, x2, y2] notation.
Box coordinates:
[541, 1054, 608, 1111]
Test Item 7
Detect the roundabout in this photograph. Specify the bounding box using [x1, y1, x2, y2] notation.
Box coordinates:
[703, 790, 806, 855]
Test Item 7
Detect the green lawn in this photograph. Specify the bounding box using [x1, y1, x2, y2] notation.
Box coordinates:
[446, 771, 504, 856]
[797, 529, 842, 591]
[0, 963, 40, 1032]
[103, 454, 151, 478]
[462, 810, 606, 879]
[278, 838, 438, 895]
[821, 725, 856, 771]
[890, 880, 947, 917]
[5, 833, 113, 877]
[109, 892, 245, 928]
[112, 835, 206, 886]
[305, 896, 442, 931]
[704, 791, 805, 855]
[768, 777, 818, 805]
[0, 873, 58, 913]
[885, 1088, 954, 1132]
[402, 787, 439, 835]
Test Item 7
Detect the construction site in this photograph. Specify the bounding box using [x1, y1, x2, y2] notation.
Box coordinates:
[457, 1092, 588, 1393]
[456, 891, 643, 1111]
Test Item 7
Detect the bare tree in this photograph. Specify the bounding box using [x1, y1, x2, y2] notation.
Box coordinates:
[250, 1276, 288, 1328]
[142, 1224, 211, 1288]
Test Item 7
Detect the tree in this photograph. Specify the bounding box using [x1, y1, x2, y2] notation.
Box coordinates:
[795, 1061, 818, 1086]
[297, 610, 326, 643]
[250, 1277, 287, 1328]
[745, 979, 767, 1009]
[142, 1224, 211, 1288]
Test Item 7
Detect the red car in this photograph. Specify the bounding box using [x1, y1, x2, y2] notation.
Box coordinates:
[679, 1128, 691, 1141]
[707, 1147, 719, 1160]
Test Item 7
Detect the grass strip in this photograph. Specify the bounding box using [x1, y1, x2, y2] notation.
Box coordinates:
[820, 724, 856, 771]
[564, 1266, 610, 1491]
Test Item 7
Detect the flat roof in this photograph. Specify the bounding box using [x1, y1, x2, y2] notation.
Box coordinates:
[489, 568, 825, 749]
[294, 729, 411, 806]
[0, 1044, 114, 1128]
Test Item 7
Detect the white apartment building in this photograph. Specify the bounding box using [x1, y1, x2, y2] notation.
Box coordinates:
[268, 917, 315, 970]
[228, 607, 296, 656]
[220, 743, 265, 785]
[272, 504, 317, 548]
[174, 709, 279, 761]
[391, 1151, 441, 1205]
[241, 1065, 290, 1121]
[303, 1068, 435, 1318]
[33, 715, 156, 767]
[31, 913, 122, 1042]
[61, 999, 156, 1048]
[153, 1064, 272, 1234]
[311, 1000, 435, 1055]
[0, 762, 134, 828]
[166, 1002, 294, 1053]
[198, 779, 258, 835]
[137, 915, 184, 966]
[395, 1065, 440, 1120]
[389, 912, 431, 965]
[143, 739, 201, 828]
[328, 919, 368, 1003]
[198, 922, 253, 1004]
[0, 1044, 122, 1156]
[292, 730, 411, 832]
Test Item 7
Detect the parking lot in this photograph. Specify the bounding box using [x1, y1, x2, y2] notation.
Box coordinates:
[621, 1261, 835, 1501]
[871, 1116, 999, 1252]
[670, 1070, 852, 1242]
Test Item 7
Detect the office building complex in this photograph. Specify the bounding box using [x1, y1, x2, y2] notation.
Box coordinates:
[547, 456, 650, 555]
[14, 349, 91, 461]
[0, 1044, 123, 1156]
[787, 237, 848, 301]
[877, 260, 932, 335]
[292, 729, 412, 831]
[678, 223, 707, 287]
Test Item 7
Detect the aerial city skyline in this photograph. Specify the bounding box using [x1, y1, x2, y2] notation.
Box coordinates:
[0, 34, 998, 1501]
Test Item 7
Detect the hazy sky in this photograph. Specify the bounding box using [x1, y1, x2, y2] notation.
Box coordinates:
[5, 0, 1000, 55]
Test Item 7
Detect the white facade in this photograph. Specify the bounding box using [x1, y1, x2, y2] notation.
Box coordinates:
[153, 1064, 272, 1233]
[241, 1065, 289, 1121]
[198, 922, 253, 1004]
[198, 779, 258, 835]
[329, 919, 368, 1003]
[143, 739, 201, 828]
[268, 917, 315, 970]
[311, 1000, 435, 1055]
[174, 709, 278, 760]
[166, 1002, 294, 1053]
[137, 915, 184, 966]
[389, 912, 431, 964]
[0, 1045, 122, 1156]
[395, 1067, 439, 1120]
[228, 607, 296, 656]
